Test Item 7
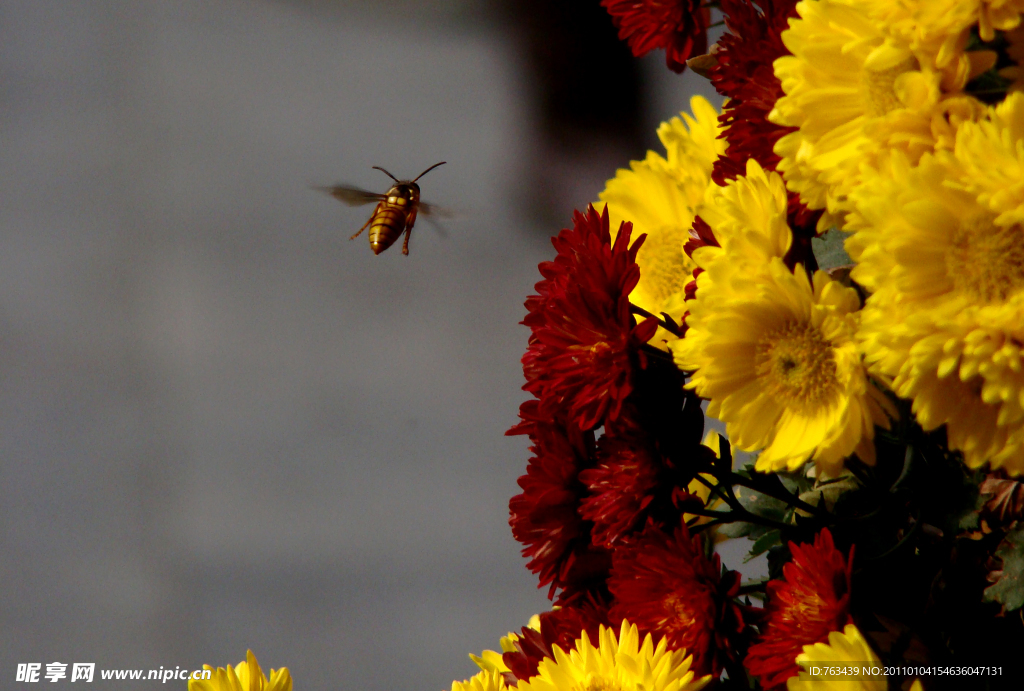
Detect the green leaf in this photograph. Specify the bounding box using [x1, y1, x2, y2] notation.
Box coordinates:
[958, 511, 981, 531]
[811, 228, 853, 270]
[777, 468, 814, 495]
[735, 485, 789, 524]
[957, 488, 986, 531]
[801, 474, 860, 513]
[745, 529, 782, 562]
[719, 521, 771, 540]
[734, 461, 759, 480]
[983, 523, 1024, 611]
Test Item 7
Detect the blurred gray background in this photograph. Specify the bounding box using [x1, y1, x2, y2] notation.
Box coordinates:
[0, 1, 721, 688]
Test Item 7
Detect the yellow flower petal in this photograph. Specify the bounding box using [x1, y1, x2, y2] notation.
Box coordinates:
[189, 651, 291, 691]
[598, 96, 724, 342]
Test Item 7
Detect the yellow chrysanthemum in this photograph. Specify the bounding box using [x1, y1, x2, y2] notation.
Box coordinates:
[517, 621, 709, 691]
[787, 624, 923, 691]
[675, 259, 887, 476]
[451, 669, 510, 691]
[846, 93, 1024, 474]
[670, 163, 889, 476]
[189, 651, 291, 691]
[854, 0, 1024, 66]
[691, 159, 792, 289]
[673, 160, 791, 368]
[597, 96, 724, 338]
[770, 0, 984, 221]
[470, 637, 516, 675]
[977, 0, 1024, 39]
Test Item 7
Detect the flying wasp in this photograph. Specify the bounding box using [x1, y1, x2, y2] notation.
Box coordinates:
[320, 161, 447, 256]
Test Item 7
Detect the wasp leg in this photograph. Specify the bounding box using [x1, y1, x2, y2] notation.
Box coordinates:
[402, 209, 418, 255]
[350, 203, 381, 240]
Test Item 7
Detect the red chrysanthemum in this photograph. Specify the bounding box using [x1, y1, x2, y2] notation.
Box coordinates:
[710, 0, 797, 183]
[578, 425, 662, 548]
[521, 205, 657, 431]
[708, 0, 821, 235]
[601, 0, 709, 73]
[508, 403, 610, 598]
[502, 597, 612, 684]
[574, 346, 718, 547]
[608, 521, 745, 676]
[744, 528, 854, 689]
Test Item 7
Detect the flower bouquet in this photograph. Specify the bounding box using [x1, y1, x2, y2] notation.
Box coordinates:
[190, 1, 1024, 690]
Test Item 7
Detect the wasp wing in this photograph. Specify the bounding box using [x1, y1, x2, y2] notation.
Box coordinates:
[417, 201, 459, 238]
[421, 215, 448, 238]
[318, 185, 387, 206]
[418, 201, 455, 218]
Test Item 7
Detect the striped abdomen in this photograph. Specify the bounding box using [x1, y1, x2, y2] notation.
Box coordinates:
[368, 203, 409, 255]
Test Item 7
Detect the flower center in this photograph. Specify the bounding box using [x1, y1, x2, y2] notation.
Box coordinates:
[755, 321, 839, 411]
[791, 590, 831, 622]
[636, 225, 692, 308]
[864, 57, 917, 116]
[947, 217, 1024, 304]
[581, 676, 621, 691]
[663, 593, 696, 630]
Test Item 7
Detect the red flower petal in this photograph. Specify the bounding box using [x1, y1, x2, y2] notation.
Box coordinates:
[578, 427, 663, 548]
[710, 0, 797, 185]
[508, 412, 610, 598]
[520, 205, 656, 431]
[609, 521, 746, 676]
[709, 0, 822, 236]
[602, 0, 709, 72]
[744, 528, 854, 689]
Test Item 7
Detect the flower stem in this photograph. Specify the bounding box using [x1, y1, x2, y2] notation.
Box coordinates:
[738, 581, 768, 594]
[729, 473, 832, 521]
[684, 503, 793, 532]
[693, 472, 742, 512]
[629, 303, 685, 337]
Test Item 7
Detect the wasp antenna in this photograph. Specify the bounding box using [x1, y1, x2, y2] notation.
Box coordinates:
[412, 161, 446, 182]
[372, 166, 399, 182]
